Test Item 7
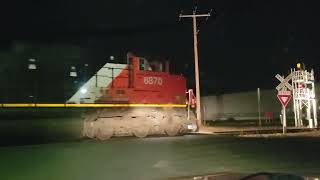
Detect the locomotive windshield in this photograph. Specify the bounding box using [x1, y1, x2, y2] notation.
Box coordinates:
[139, 57, 167, 72]
[139, 58, 152, 71]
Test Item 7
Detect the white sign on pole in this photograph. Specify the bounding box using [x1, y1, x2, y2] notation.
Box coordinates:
[277, 91, 292, 108]
[275, 74, 293, 134]
[275, 73, 293, 91]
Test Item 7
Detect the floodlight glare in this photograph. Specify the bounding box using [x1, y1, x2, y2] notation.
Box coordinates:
[80, 88, 87, 94]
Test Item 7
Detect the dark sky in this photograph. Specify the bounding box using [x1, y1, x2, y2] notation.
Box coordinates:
[1, 0, 320, 99]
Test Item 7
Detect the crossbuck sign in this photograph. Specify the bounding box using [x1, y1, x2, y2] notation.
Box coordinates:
[275, 73, 293, 134]
[275, 73, 293, 91]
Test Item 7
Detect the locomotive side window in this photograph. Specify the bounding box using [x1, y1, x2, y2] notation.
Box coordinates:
[139, 58, 145, 70]
[139, 58, 152, 71]
[139, 57, 167, 72]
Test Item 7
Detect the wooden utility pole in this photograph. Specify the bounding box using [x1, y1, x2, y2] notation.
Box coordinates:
[179, 9, 211, 127]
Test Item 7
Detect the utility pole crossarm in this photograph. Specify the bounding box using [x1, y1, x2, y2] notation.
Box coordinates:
[179, 14, 210, 18]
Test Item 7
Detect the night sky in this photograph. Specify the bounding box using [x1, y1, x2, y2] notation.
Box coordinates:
[1, 0, 320, 101]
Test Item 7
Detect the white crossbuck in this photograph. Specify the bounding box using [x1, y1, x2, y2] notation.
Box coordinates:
[275, 73, 293, 91]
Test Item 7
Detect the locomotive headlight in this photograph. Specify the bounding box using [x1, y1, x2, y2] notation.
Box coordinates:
[187, 124, 193, 130]
[187, 123, 198, 131]
[80, 88, 87, 94]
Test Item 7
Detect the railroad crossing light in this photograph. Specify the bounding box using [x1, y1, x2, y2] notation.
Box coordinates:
[298, 83, 305, 89]
[297, 63, 301, 70]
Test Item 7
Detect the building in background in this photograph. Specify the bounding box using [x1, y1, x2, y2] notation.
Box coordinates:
[201, 84, 320, 121]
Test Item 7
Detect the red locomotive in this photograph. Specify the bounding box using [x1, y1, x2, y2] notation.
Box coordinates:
[68, 53, 197, 139]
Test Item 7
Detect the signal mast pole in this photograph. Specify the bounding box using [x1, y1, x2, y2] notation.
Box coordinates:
[179, 8, 211, 127]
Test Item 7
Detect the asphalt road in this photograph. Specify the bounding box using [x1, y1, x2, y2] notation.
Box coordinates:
[0, 135, 319, 180]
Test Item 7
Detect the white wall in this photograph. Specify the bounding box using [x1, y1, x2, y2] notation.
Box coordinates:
[201, 89, 295, 121]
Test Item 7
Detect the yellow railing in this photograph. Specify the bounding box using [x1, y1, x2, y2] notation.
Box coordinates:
[0, 103, 186, 108]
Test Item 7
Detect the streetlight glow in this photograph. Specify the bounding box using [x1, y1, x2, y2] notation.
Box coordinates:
[70, 66, 77, 77]
[28, 58, 37, 70]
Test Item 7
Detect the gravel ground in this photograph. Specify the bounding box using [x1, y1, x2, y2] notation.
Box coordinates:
[198, 126, 320, 138]
[239, 130, 320, 138]
[198, 126, 282, 133]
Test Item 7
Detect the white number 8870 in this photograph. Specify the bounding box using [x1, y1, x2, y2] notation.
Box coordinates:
[144, 77, 163, 85]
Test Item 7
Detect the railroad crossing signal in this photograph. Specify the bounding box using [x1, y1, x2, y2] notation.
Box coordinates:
[275, 74, 293, 91]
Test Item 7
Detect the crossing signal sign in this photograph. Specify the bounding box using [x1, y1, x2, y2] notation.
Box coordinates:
[275, 74, 293, 91]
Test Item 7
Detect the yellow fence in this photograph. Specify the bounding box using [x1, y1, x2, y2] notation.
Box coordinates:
[0, 103, 186, 108]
